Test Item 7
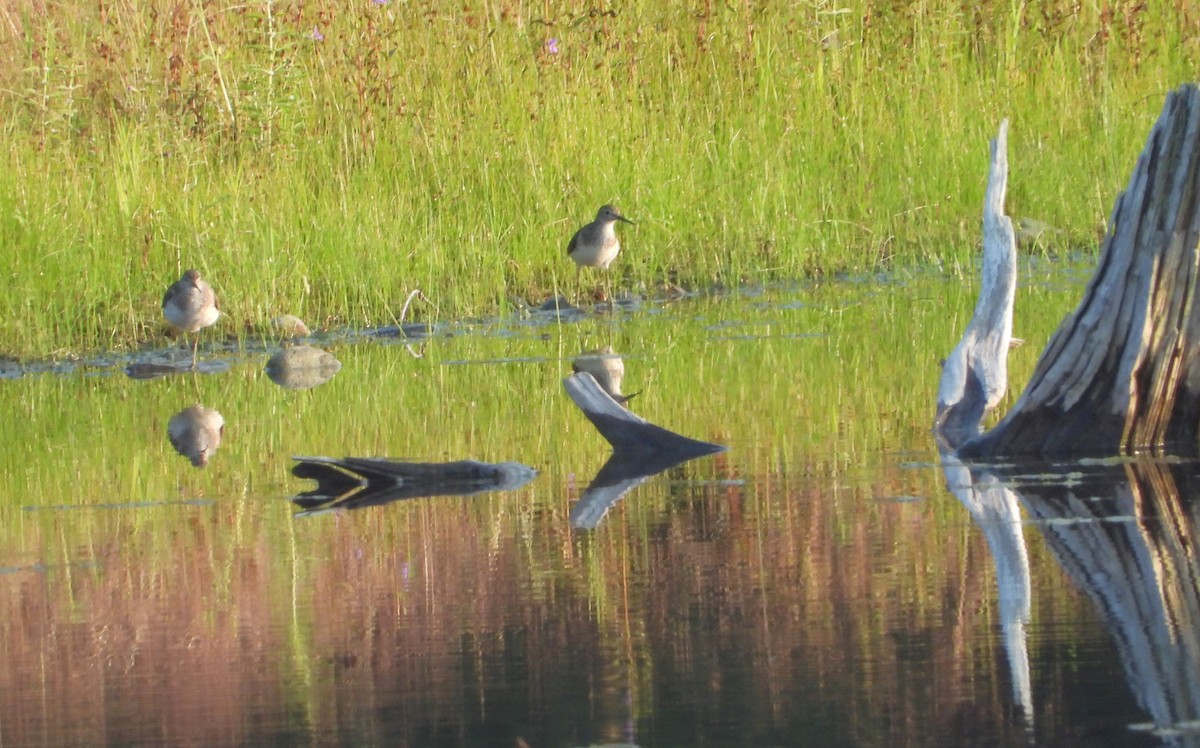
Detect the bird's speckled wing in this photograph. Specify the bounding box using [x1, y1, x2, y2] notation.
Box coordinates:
[567, 228, 581, 256]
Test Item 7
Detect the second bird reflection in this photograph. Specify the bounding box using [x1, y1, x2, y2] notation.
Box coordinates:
[167, 404, 225, 468]
[571, 347, 638, 407]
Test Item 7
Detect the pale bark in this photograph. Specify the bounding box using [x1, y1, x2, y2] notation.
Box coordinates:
[942, 85, 1200, 457]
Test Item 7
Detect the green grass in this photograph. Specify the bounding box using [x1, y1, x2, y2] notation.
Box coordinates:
[0, 0, 1196, 356]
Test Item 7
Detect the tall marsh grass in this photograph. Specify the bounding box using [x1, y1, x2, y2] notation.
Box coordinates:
[0, 1, 1196, 355]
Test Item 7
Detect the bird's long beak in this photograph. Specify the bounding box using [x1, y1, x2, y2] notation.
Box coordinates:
[617, 214, 635, 225]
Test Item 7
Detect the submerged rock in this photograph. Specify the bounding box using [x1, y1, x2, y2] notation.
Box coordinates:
[265, 345, 342, 390]
[537, 296, 579, 312]
[368, 322, 431, 338]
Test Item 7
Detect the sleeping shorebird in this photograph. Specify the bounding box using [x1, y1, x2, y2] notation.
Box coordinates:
[567, 204, 634, 306]
[162, 269, 220, 366]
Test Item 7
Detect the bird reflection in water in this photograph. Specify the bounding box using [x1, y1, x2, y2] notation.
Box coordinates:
[167, 404, 225, 468]
[571, 347, 638, 406]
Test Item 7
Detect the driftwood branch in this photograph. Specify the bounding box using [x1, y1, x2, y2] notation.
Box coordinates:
[564, 372, 726, 456]
[564, 372, 726, 529]
[941, 84, 1200, 457]
[290, 456, 538, 514]
[936, 119, 1017, 447]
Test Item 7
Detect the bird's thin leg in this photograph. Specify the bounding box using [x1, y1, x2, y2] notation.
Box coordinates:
[191, 335, 200, 368]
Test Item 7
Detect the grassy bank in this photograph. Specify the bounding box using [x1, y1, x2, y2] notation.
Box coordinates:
[0, 1, 1196, 356]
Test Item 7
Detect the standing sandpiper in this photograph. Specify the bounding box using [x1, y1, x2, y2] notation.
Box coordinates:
[567, 205, 634, 305]
[162, 269, 220, 366]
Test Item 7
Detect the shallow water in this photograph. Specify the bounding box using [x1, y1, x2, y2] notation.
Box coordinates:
[0, 264, 1189, 747]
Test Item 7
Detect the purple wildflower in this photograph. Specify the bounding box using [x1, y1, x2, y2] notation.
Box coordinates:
[310, 26, 324, 42]
[546, 37, 559, 55]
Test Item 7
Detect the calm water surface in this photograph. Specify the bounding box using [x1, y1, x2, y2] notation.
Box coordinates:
[0, 265, 1189, 747]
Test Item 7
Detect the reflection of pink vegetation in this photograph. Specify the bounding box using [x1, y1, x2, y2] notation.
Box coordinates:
[0, 457, 1087, 745]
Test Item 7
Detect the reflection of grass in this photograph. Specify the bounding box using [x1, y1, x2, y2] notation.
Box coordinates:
[0, 274, 1078, 581]
[0, 273, 1078, 516]
[0, 2, 1191, 354]
[0, 276, 1095, 744]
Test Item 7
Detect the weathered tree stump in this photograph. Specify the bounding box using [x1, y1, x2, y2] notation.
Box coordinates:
[941, 84, 1200, 458]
